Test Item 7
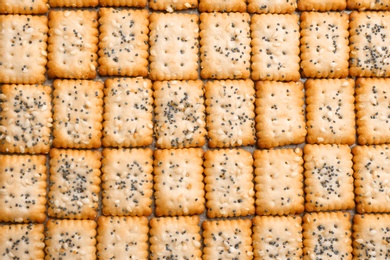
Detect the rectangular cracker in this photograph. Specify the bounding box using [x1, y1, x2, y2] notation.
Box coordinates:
[98, 9, 149, 77]
[103, 78, 153, 148]
[255, 81, 306, 148]
[101, 148, 153, 216]
[150, 216, 202, 260]
[350, 11, 390, 77]
[199, 0, 246, 12]
[45, 219, 97, 259]
[0, 155, 47, 223]
[200, 12, 251, 80]
[0, 224, 45, 260]
[203, 219, 253, 260]
[0, 84, 52, 154]
[356, 78, 390, 145]
[248, 0, 297, 13]
[149, 13, 199, 81]
[353, 145, 390, 213]
[205, 80, 256, 148]
[97, 216, 149, 260]
[300, 12, 349, 78]
[48, 0, 98, 7]
[153, 80, 206, 149]
[298, 0, 347, 11]
[306, 79, 356, 145]
[253, 216, 303, 259]
[348, 0, 390, 10]
[48, 10, 98, 79]
[304, 144, 355, 212]
[303, 212, 352, 260]
[251, 14, 300, 81]
[254, 148, 304, 216]
[0, 15, 48, 84]
[48, 149, 101, 219]
[99, 0, 147, 6]
[0, 0, 48, 14]
[150, 0, 197, 11]
[154, 148, 205, 217]
[204, 149, 255, 218]
[52, 80, 103, 149]
[353, 214, 390, 259]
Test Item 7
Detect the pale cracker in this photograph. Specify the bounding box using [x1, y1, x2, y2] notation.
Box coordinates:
[150, 216, 202, 260]
[304, 144, 355, 212]
[150, 0, 197, 11]
[98, 9, 149, 77]
[199, 0, 246, 12]
[253, 216, 303, 259]
[204, 149, 255, 218]
[353, 145, 390, 213]
[254, 148, 304, 216]
[248, 0, 297, 13]
[205, 80, 256, 148]
[154, 148, 204, 217]
[306, 79, 356, 145]
[0, 0, 48, 14]
[200, 12, 251, 80]
[48, 10, 98, 79]
[153, 80, 206, 149]
[103, 78, 153, 148]
[97, 216, 149, 260]
[48, 149, 101, 219]
[0, 84, 52, 154]
[298, 0, 347, 11]
[300, 12, 349, 78]
[0, 224, 45, 260]
[101, 148, 153, 216]
[99, 0, 147, 6]
[203, 219, 253, 260]
[149, 13, 199, 81]
[255, 81, 306, 148]
[0, 155, 47, 223]
[0, 15, 48, 84]
[52, 80, 103, 149]
[303, 212, 352, 260]
[48, 0, 98, 7]
[251, 14, 300, 81]
[348, 0, 390, 10]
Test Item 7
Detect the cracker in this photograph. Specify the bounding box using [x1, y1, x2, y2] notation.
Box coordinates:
[98, 9, 149, 77]
[97, 216, 149, 260]
[251, 14, 300, 82]
[154, 148, 204, 217]
[149, 13, 199, 81]
[306, 79, 356, 145]
[200, 12, 251, 80]
[253, 216, 303, 259]
[150, 0, 197, 11]
[52, 80, 103, 149]
[99, 0, 147, 6]
[204, 149, 255, 218]
[255, 81, 306, 148]
[353, 145, 390, 213]
[350, 11, 390, 77]
[0, 0, 48, 14]
[248, 0, 297, 13]
[0, 155, 47, 223]
[0, 15, 48, 84]
[48, 0, 98, 7]
[298, 0, 347, 11]
[103, 78, 153, 148]
[304, 144, 355, 212]
[203, 219, 253, 260]
[205, 80, 256, 148]
[48, 149, 101, 219]
[303, 212, 352, 260]
[300, 12, 349, 78]
[356, 78, 390, 145]
[348, 0, 390, 10]
[47, 10, 98, 79]
[0, 84, 52, 154]
[254, 148, 304, 216]
[353, 214, 390, 259]
[150, 216, 202, 260]
[153, 80, 206, 149]
[45, 219, 97, 259]
[199, 0, 246, 12]
[0, 224, 45, 259]
[101, 148, 153, 216]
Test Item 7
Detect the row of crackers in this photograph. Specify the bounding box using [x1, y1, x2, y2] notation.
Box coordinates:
[2, 9, 390, 83]
[1, 213, 389, 259]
